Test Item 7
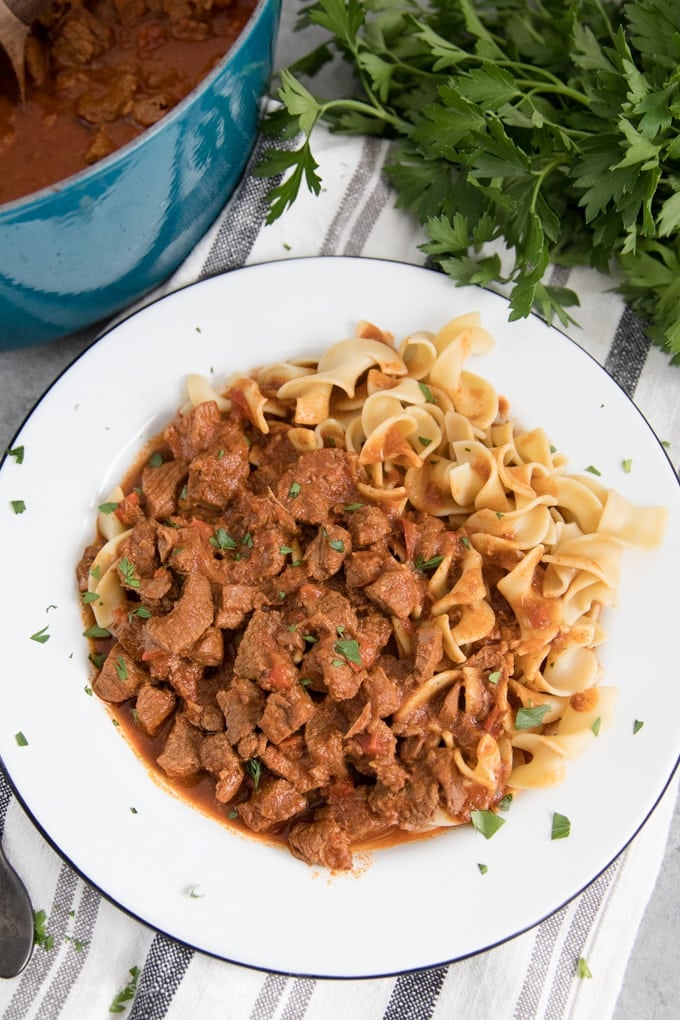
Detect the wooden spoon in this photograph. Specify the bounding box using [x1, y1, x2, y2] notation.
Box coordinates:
[0, 0, 51, 101]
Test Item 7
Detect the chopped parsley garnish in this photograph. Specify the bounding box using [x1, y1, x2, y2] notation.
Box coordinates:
[288, 481, 301, 499]
[33, 909, 54, 951]
[418, 436, 432, 447]
[10, 499, 26, 514]
[302, 633, 318, 644]
[470, 810, 505, 839]
[118, 557, 141, 588]
[89, 651, 106, 669]
[622, 458, 633, 473]
[577, 957, 593, 980]
[210, 527, 237, 551]
[98, 501, 119, 514]
[477, 863, 489, 874]
[328, 538, 345, 552]
[279, 545, 294, 555]
[418, 381, 436, 404]
[115, 656, 128, 682]
[497, 794, 513, 812]
[90, 565, 101, 580]
[333, 638, 362, 665]
[247, 758, 262, 789]
[487, 671, 501, 685]
[216, 448, 225, 459]
[15, 731, 28, 747]
[84, 685, 93, 696]
[109, 966, 140, 1013]
[585, 465, 602, 476]
[414, 553, 444, 573]
[30, 626, 50, 644]
[551, 812, 571, 840]
[591, 717, 601, 737]
[148, 451, 164, 467]
[82, 591, 101, 604]
[633, 719, 644, 734]
[461, 536, 471, 550]
[515, 704, 551, 730]
[187, 884, 205, 898]
[343, 502, 364, 512]
[228, 810, 239, 819]
[83, 625, 111, 639]
[8, 445, 24, 464]
[129, 605, 152, 621]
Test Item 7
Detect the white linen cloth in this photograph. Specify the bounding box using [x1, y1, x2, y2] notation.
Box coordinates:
[1, 120, 679, 1020]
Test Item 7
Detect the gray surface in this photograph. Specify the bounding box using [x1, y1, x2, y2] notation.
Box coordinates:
[0, 2, 678, 1016]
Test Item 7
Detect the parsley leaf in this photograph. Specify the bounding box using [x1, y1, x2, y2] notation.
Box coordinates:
[551, 812, 572, 840]
[471, 809, 505, 839]
[515, 704, 551, 729]
[109, 966, 140, 1013]
[332, 638, 362, 665]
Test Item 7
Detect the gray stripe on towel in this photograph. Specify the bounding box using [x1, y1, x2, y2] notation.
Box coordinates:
[199, 135, 289, 280]
[544, 856, 622, 1017]
[512, 905, 569, 1020]
[127, 933, 194, 1020]
[383, 967, 447, 1020]
[321, 137, 386, 256]
[604, 305, 650, 398]
[36, 882, 102, 1018]
[250, 973, 289, 1020]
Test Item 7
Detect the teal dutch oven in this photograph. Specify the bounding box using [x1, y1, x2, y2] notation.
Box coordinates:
[0, 0, 281, 351]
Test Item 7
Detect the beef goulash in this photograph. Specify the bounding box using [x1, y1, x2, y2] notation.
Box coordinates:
[77, 313, 666, 871]
[0, 0, 257, 203]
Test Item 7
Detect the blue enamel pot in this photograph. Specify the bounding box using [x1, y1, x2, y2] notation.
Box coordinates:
[0, 0, 281, 351]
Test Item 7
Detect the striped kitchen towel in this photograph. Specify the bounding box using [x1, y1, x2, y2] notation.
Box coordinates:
[1, 120, 678, 1020]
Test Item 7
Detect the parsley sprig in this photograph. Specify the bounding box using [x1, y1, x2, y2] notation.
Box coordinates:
[260, 0, 680, 360]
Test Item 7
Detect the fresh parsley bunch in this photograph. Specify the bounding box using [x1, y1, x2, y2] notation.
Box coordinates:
[258, 0, 680, 360]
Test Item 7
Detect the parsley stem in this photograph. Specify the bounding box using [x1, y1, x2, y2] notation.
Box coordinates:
[318, 97, 408, 135]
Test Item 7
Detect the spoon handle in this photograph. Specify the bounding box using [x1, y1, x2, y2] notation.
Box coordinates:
[0, 838, 34, 979]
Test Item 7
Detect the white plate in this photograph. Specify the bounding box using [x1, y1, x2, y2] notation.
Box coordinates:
[1, 257, 678, 978]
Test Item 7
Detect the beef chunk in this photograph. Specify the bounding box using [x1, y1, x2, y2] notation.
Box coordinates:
[214, 584, 260, 629]
[259, 685, 315, 745]
[186, 440, 249, 510]
[164, 400, 222, 460]
[233, 609, 297, 692]
[305, 524, 351, 580]
[156, 715, 203, 780]
[260, 743, 316, 794]
[413, 620, 443, 678]
[345, 549, 384, 588]
[348, 504, 391, 546]
[216, 677, 265, 745]
[365, 564, 419, 618]
[93, 643, 148, 703]
[288, 816, 353, 871]
[275, 449, 363, 524]
[146, 573, 214, 654]
[237, 777, 307, 832]
[141, 458, 188, 519]
[200, 732, 244, 803]
[135, 684, 176, 737]
[119, 520, 157, 581]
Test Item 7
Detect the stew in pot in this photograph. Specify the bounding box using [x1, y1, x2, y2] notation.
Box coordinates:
[0, 0, 257, 204]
